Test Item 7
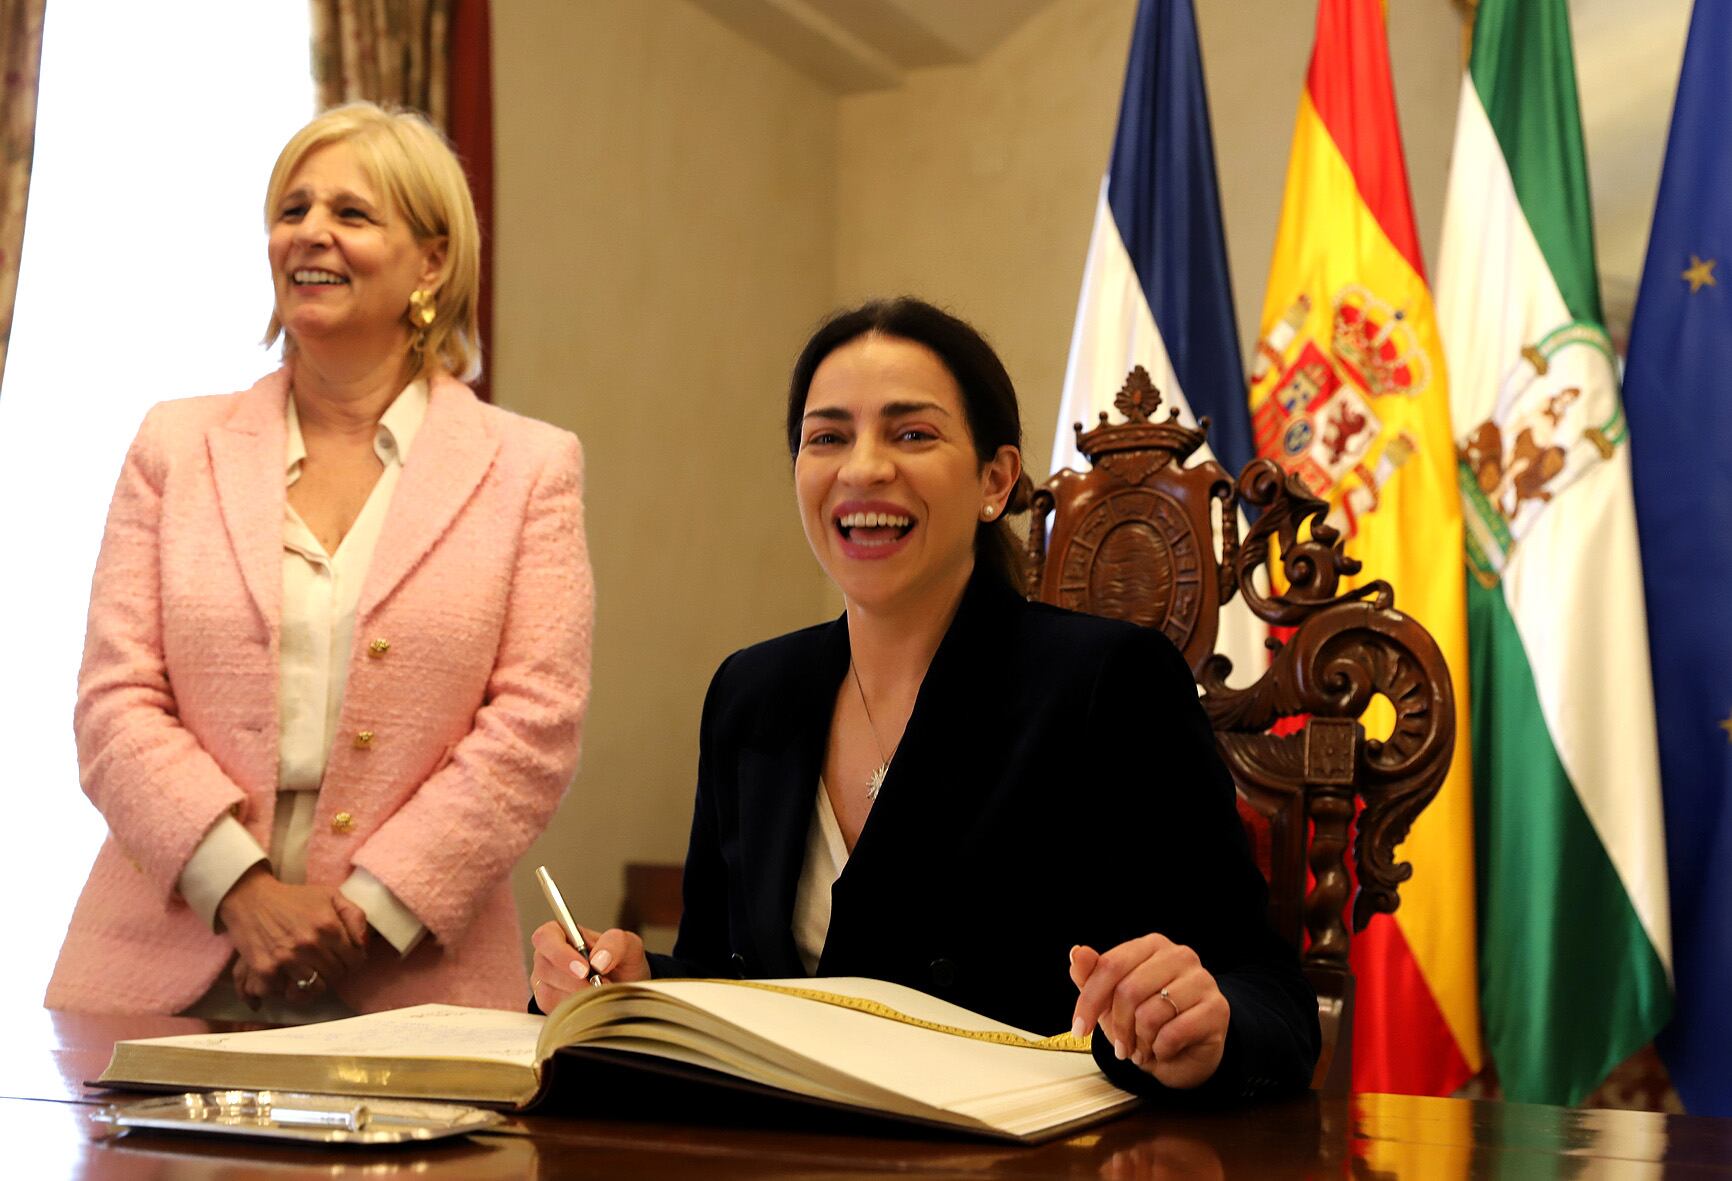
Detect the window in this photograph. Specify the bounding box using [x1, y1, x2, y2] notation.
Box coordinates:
[0, 1, 312, 1014]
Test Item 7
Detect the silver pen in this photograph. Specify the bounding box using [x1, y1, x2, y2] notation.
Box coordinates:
[535, 865, 605, 987]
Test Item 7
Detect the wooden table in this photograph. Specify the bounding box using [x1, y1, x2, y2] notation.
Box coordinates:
[8, 1010, 1731, 1178]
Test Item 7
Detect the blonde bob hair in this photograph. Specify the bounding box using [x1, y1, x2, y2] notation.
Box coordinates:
[263, 102, 482, 382]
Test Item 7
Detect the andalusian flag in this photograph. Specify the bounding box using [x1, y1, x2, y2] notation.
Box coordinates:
[1248, 0, 1480, 1095]
[1436, 0, 1672, 1106]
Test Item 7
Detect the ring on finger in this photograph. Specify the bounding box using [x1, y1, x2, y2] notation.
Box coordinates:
[1157, 986, 1181, 1020]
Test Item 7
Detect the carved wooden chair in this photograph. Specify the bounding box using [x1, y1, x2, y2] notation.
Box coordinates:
[616, 862, 685, 936]
[1027, 366, 1456, 1096]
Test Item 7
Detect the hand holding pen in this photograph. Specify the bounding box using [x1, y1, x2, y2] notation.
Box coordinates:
[536, 866, 605, 987]
[529, 865, 650, 1014]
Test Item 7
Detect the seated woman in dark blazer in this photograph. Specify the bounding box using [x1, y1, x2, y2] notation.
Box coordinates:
[533, 298, 1318, 1101]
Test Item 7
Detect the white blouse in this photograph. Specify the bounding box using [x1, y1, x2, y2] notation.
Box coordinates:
[178, 383, 430, 958]
[792, 782, 850, 974]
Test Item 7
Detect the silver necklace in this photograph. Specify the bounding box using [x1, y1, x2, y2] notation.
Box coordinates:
[849, 661, 896, 801]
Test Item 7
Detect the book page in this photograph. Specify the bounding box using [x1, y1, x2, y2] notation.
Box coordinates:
[554, 978, 1129, 1128]
[121, 1004, 546, 1068]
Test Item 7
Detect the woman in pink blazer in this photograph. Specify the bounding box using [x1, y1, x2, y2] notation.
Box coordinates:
[46, 104, 591, 1017]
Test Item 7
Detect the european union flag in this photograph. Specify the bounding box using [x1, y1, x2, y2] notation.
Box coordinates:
[1623, 0, 1732, 1118]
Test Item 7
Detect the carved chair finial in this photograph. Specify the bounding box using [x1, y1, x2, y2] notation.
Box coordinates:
[1113, 365, 1165, 423]
[1070, 369, 1209, 469]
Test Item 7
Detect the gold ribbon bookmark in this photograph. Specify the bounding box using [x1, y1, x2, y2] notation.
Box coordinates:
[711, 980, 1092, 1053]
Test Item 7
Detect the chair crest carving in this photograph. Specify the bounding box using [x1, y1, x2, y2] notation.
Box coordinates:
[1027, 366, 1456, 1092]
[1031, 368, 1238, 656]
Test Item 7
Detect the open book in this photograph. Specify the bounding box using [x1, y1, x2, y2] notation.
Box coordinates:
[97, 977, 1139, 1142]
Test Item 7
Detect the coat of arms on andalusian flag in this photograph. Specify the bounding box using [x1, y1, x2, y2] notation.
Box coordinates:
[1454, 324, 1625, 587]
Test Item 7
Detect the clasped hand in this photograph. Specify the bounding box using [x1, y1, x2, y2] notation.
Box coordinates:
[1069, 932, 1230, 1089]
[528, 921, 648, 1013]
[217, 865, 370, 1008]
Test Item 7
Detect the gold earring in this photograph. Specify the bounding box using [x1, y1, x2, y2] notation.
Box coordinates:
[408, 288, 437, 327]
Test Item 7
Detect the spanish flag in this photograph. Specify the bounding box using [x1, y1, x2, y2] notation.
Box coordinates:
[1248, 0, 1480, 1094]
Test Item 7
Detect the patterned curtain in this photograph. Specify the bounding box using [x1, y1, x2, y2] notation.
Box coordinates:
[445, 0, 492, 401]
[309, 0, 493, 400]
[0, 0, 47, 391]
[311, 0, 453, 128]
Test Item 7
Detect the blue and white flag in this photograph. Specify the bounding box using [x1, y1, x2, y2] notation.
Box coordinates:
[1055, 0, 1259, 682]
[1055, 0, 1251, 479]
[1623, 0, 1732, 1119]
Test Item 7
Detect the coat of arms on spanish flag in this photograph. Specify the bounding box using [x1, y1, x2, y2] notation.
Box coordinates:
[1248, 0, 1481, 1096]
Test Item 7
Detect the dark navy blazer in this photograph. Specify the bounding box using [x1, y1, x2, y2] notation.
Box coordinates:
[647, 570, 1319, 1103]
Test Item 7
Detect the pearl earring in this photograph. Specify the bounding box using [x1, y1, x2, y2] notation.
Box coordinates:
[983, 504, 997, 519]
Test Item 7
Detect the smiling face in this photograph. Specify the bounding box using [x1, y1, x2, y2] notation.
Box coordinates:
[795, 333, 1020, 617]
[266, 140, 444, 362]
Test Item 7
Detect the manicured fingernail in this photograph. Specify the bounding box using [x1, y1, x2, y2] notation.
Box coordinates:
[1071, 1016, 1087, 1039]
[569, 957, 588, 977]
[591, 948, 614, 973]
[1131, 1049, 1147, 1066]
[1068, 946, 1077, 966]
[1113, 1039, 1126, 1060]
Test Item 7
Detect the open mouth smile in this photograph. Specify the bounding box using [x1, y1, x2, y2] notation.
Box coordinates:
[291, 268, 349, 287]
[834, 505, 916, 559]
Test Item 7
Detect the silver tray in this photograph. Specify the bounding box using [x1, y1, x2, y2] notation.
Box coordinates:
[91, 1090, 505, 1145]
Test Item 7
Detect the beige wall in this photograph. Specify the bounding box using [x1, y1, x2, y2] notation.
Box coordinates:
[835, 0, 1134, 481]
[492, 0, 838, 942]
[836, 0, 1464, 479]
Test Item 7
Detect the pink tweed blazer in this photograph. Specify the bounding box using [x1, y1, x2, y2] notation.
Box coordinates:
[46, 369, 593, 1015]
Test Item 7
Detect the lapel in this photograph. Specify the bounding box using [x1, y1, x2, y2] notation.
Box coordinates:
[358, 373, 500, 620]
[732, 573, 1026, 973]
[836, 572, 1022, 893]
[735, 617, 851, 974]
[206, 369, 291, 636]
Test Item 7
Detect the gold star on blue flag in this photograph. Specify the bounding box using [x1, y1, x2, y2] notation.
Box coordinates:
[1682, 255, 1716, 292]
[1624, 0, 1732, 1118]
